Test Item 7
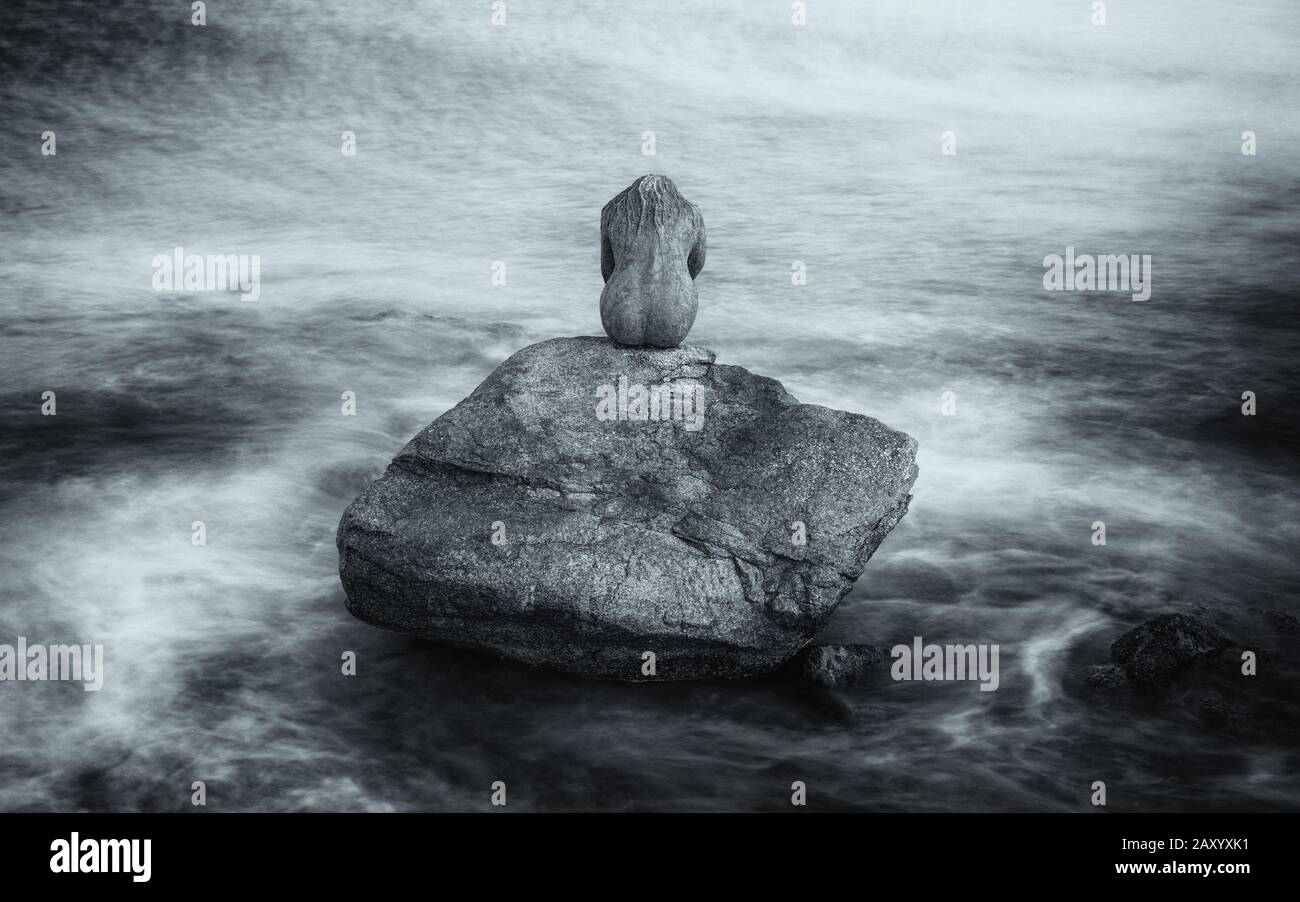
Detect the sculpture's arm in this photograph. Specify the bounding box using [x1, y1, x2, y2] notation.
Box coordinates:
[687, 224, 706, 279]
[601, 232, 615, 283]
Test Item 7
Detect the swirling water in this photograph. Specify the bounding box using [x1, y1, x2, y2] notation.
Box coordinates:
[1, 0, 1298, 810]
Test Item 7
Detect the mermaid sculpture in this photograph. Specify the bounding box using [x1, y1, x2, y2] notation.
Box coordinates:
[599, 174, 706, 348]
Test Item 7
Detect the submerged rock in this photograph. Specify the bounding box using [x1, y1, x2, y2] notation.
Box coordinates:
[1109, 613, 1232, 689]
[337, 336, 918, 680]
[1198, 691, 1249, 733]
[1263, 609, 1300, 635]
[1084, 663, 1130, 692]
[796, 644, 888, 687]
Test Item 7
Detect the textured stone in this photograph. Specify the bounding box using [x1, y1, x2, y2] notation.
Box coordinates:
[1264, 609, 1300, 635]
[796, 644, 888, 687]
[1084, 663, 1130, 692]
[1109, 613, 1232, 688]
[337, 336, 918, 680]
[599, 174, 705, 348]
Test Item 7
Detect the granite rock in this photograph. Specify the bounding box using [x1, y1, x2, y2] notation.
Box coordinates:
[337, 336, 918, 680]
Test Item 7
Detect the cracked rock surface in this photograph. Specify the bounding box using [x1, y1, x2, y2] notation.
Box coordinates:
[337, 336, 919, 680]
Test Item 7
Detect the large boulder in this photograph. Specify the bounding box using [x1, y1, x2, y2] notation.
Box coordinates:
[337, 337, 918, 680]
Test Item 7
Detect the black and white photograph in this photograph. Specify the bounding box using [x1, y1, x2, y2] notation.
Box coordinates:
[0, 0, 1295, 885]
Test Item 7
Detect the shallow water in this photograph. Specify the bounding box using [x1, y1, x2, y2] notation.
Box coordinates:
[1, 0, 1298, 811]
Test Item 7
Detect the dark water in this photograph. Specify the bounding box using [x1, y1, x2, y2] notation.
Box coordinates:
[1, 0, 1298, 811]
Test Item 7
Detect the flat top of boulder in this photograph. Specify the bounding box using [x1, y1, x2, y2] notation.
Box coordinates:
[394, 338, 916, 560]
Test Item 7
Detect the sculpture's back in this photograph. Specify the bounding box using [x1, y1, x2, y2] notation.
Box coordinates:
[600, 174, 706, 348]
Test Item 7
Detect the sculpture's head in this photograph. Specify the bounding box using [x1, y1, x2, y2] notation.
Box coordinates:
[601, 174, 701, 239]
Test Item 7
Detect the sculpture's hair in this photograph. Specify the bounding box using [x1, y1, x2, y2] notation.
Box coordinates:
[601, 174, 702, 239]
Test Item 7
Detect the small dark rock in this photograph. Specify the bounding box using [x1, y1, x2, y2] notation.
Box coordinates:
[1110, 613, 1232, 689]
[797, 644, 887, 687]
[1084, 663, 1130, 692]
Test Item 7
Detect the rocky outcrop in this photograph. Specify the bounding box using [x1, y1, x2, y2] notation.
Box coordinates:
[337, 336, 918, 680]
[1080, 611, 1299, 742]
